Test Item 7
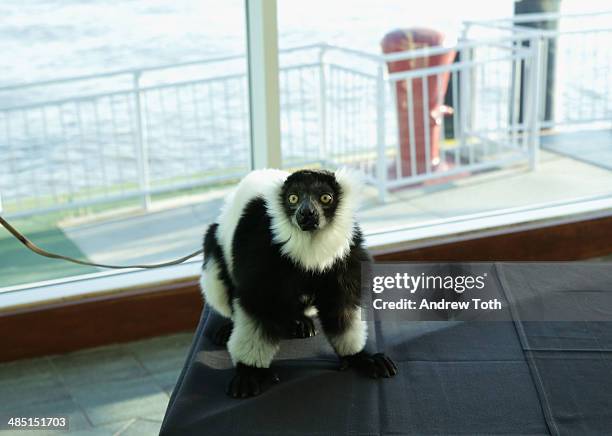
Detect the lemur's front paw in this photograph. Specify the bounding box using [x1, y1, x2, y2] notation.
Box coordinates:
[289, 316, 317, 339]
[227, 363, 280, 398]
[340, 351, 398, 379]
[210, 320, 233, 346]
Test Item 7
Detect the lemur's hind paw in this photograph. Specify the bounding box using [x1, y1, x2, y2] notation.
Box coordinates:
[227, 364, 280, 398]
[340, 351, 398, 379]
[289, 316, 317, 339]
[210, 320, 233, 346]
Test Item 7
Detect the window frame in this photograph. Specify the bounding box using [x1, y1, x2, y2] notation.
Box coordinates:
[1, 193, 611, 310]
[1, 0, 611, 311]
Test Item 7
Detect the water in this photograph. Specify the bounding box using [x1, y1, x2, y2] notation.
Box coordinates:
[0, 0, 518, 87]
[1, 0, 608, 215]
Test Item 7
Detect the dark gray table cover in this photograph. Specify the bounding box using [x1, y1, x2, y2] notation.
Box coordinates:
[160, 263, 612, 435]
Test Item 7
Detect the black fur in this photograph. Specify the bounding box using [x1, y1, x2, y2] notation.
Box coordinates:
[228, 197, 370, 344]
[203, 217, 322, 345]
[227, 363, 280, 398]
[202, 170, 397, 398]
[279, 169, 341, 228]
[203, 223, 235, 310]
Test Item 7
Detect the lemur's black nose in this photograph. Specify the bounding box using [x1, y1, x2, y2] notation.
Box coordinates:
[297, 207, 316, 218]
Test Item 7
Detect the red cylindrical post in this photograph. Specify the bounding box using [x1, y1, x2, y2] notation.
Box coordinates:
[381, 28, 456, 178]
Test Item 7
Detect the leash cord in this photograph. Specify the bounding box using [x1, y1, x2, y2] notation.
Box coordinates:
[0, 215, 203, 270]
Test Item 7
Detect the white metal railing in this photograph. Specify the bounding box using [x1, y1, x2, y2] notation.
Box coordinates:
[319, 34, 541, 200]
[464, 11, 612, 130]
[0, 52, 251, 217]
[0, 21, 556, 215]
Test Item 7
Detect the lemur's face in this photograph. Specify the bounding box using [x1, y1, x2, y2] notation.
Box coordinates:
[280, 170, 341, 232]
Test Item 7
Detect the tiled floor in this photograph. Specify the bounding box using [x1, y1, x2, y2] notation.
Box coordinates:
[0, 332, 193, 435]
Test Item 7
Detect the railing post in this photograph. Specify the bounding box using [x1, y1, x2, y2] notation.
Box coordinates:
[459, 26, 475, 150]
[460, 22, 470, 41]
[509, 40, 522, 149]
[538, 36, 549, 126]
[527, 37, 543, 170]
[132, 71, 151, 210]
[375, 64, 387, 203]
[317, 44, 327, 166]
[458, 43, 470, 151]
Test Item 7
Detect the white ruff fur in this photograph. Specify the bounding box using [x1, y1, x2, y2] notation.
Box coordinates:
[215, 167, 363, 274]
[200, 258, 232, 318]
[328, 307, 368, 356]
[266, 167, 363, 272]
[228, 300, 280, 367]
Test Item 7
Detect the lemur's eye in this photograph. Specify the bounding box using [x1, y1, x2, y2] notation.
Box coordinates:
[320, 193, 333, 204]
[288, 194, 299, 204]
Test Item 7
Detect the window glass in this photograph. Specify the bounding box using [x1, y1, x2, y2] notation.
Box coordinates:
[2, 0, 611, 292]
[0, 1, 248, 288]
[276, 0, 612, 235]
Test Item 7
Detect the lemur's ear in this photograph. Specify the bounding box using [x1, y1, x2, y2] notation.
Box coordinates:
[334, 167, 364, 192]
[334, 167, 364, 211]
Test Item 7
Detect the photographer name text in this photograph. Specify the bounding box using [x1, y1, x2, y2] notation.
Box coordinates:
[369, 272, 502, 312]
[372, 298, 502, 311]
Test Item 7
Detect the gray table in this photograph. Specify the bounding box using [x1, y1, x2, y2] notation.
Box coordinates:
[161, 263, 612, 435]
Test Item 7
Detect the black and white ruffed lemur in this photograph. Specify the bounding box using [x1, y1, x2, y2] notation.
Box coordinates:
[200, 168, 397, 398]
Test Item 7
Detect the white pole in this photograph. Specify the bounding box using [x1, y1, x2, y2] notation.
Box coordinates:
[317, 45, 327, 166]
[133, 71, 151, 210]
[245, 0, 282, 169]
[528, 37, 543, 170]
[375, 65, 387, 203]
